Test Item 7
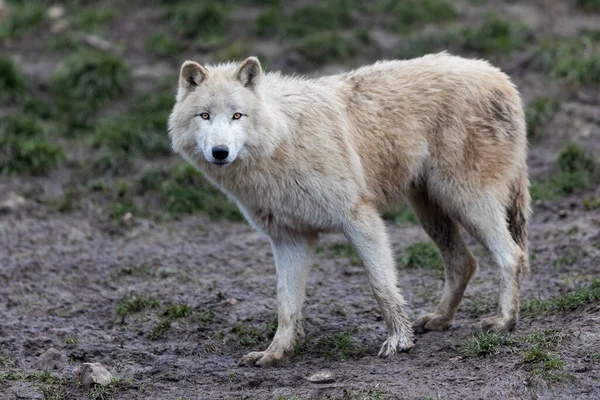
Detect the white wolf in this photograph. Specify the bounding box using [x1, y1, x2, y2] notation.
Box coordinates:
[168, 53, 530, 367]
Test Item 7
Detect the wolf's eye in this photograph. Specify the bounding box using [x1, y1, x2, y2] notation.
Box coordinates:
[198, 113, 210, 120]
[232, 112, 242, 120]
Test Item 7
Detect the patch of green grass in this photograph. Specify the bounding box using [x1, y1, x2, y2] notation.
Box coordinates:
[51, 50, 131, 132]
[459, 13, 531, 55]
[253, 6, 280, 37]
[532, 35, 600, 85]
[553, 247, 587, 269]
[0, 369, 66, 399]
[167, 3, 228, 39]
[521, 280, 600, 315]
[282, 2, 353, 39]
[70, 6, 114, 32]
[64, 336, 78, 345]
[519, 330, 573, 386]
[293, 31, 358, 68]
[526, 97, 558, 138]
[149, 302, 191, 340]
[214, 40, 249, 62]
[116, 295, 160, 318]
[92, 84, 173, 158]
[458, 332, 515, 357]
[137, 164, 243, 221]
[583, 196, 600, 210]
[232, 324, 264, 346]
[106, 181, 137, 221]
[530, 143, 595, 200]
[328, 242, 362, 266]
[199, 310, 216, 323]
[0, 114, 65, 176]
[557, 143, 595, 174]
[0, 2, 45, 41]
[389, 0, 457, 33]
[396, 14, 530, 59]
[0, 56, 27, 103]
[298, 329, 365, 360]
[382, 203, 417, 224]
[145, 32, 182, 58]
[575, 0, 600, 12]
[400, 241, 444, 272]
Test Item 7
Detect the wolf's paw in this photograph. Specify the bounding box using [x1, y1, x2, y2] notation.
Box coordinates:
[378, 333, 414, 358]
[478, 315, 516, 333]
[240, 351, 289, 367]
[413, 313, 452, 333]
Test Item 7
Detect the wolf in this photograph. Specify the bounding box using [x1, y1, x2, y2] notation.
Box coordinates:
[168, 53, 530, 367]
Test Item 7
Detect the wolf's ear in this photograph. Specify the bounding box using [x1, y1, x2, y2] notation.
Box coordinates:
[235, 57, 262, 89]
[179, 61, 208, 91]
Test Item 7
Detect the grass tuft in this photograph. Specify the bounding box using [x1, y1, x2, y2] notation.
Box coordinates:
[137, 164, 243, 221]
[116, 295, 159, 318]
[521, 280, 600, 315]
[167, 3, 228, 39]
[526, 97, 558, 138]
[0, 56, 27, 103]
[382, 203, 418, 224]
[400, 241, 444, 272]
[297, 329, 365, 360]
[0, 2, 45, 41]
[145, 32, 182, 58]
[232, 324, 265, 346]
[458, 332, 515, 357]
[51, 50, 131, 131]
[292, 31, 358, 68]
[0, 114, 65, 175]
[532, 35, 600, 85]
[149, 302, 191, 340]
[390, 0, 457, 33]
[530, 143, 595, 200]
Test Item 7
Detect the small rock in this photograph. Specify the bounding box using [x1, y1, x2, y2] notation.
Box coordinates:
[225, 297, 238, 305]
[122, 212, 133, 225]
[306, 370, 335, 384]
[39, 348, 63, 370]
[47, 5, 65, 19]
[0, 192, 26, 213]
[75, 363, 113, 386]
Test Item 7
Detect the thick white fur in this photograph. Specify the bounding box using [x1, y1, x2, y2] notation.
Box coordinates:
[168, 53, 530, 366]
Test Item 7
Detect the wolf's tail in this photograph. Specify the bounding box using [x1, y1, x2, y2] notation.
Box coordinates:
[506, 173, 531, 275]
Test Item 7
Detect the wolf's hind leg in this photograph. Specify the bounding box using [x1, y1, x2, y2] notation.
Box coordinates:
[241, 234, 315, 367]
[408, 187, 477, 333]
[459, 195, 526, 332]
[343, 202, 414, 357]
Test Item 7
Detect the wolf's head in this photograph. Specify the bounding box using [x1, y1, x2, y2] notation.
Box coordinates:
[168, 57, 265, 168]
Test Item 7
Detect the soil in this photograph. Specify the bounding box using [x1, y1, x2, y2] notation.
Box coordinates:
[1, 1, 599, 399]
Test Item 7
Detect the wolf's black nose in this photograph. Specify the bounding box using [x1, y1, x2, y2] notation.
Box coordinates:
[212, 146, 229, 160]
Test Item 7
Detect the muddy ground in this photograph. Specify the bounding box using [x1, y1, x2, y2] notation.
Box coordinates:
[1, 0, 600, 399]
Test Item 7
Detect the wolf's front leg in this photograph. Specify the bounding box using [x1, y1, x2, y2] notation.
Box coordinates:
[344, 203, 415, 357]
[241, 234, 316, 367]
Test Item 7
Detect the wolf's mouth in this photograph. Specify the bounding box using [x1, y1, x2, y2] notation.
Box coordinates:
[212, 161, 231, 167]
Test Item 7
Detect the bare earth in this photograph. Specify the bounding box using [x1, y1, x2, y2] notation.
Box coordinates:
[1, 0, 600, 399]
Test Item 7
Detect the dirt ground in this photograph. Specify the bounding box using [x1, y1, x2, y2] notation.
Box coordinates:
[1, 1, 600, 399]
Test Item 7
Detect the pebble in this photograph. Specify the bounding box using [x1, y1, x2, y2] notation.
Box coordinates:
[75, 363, 113, 386]
[0, 192, 26, 213]
[306, 370, 335, 384]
